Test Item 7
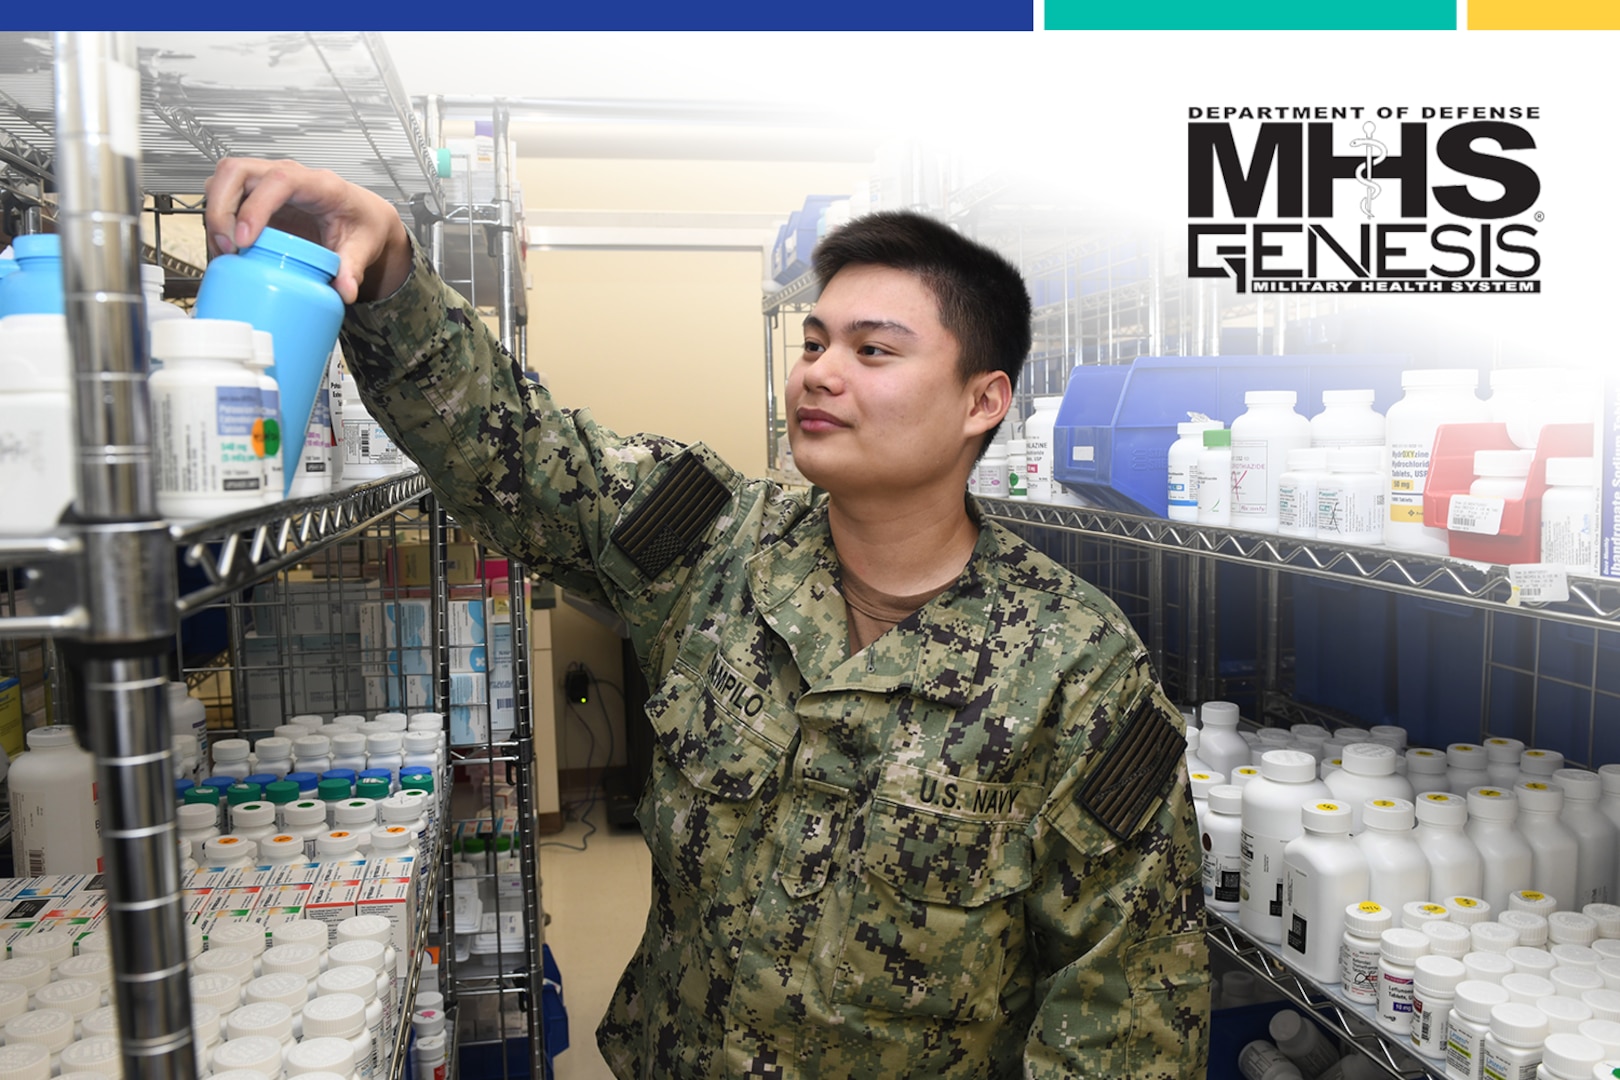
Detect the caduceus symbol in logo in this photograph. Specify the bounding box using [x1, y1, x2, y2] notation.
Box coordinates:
[1348, 121, 1388, 220]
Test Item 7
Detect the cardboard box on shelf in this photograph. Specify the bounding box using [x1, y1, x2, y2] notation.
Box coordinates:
[0, 678, 20, 759]
[252, 579, 382, 641]
[387, 543, 511, 588]
[304, 879, 362, 928]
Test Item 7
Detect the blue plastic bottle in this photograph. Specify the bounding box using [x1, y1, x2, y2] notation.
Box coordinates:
[0, 234, 65, 317]
[194, 227, 344, 495]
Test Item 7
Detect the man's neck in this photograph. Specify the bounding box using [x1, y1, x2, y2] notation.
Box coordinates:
[826, 488, 980, 596]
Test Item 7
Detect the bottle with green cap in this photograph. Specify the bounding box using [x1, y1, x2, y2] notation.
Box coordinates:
[356, 778, 390, 803]
[1197, 427, 1233, 526]
[265, 779, 300, 807]
[318, 778, 353, 828]
[462, 836, 486, 873]
[401, 774, 434, 796]
[226, 782, 262, 807]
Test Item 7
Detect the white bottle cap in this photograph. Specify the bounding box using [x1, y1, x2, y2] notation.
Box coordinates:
[289, 715, 325, 729]
[209, 922, 268, 957]
[1341, 743, 1397, 777]
[1482, 736, 1527, 763]
[1510, 946, 1560, 977]
[293, 735, 332, 759]
[194, 948, 256, 986]
[1407, 748, 1450, 776]
[330, 732, 367, 757]
[372, 825, 416, 852]
[4, 1007, 74, 1053]
[367, 732, 404, 755]
[334, 800, 379, 826]
[210, 1034, 285, 1076]
[1584, 991, 1620, 1024]
[1453, 979, 1512, 1023]
[1557, 945, 1605, 971]
[327, 940, 386, 975]
[1463, 950, 1516, 983]
[1362, 798, 1415, 831]
[1556, 967, 1608, 998]
[1207, 785, 1244, 816]
[273, 725, 306, 742]
[262, 943, 323, 981]
[0, 956, 53, 990]
[0, 1041, 50, 1080]
[1189, 772, 1224, 799]
[1322, 388, 1376, 405]
[1414, 790, 1468, 825]
[403, 731, 439, 756]
[212, 738, 251, 763]
[12, 929, 74, 967]
[226, 999, 294, 1042]
[1517, 780, 1566, 812]
[1446, 896, 1492, 926]
[214, 1073, 288, 1080]
[0, 983, 25, 1025]
[301, 992, 366, 1039]
[316, 830, 361, 857]
[1403, 901, 1452, 929]
[34, 978, 99, 1018]
[153, 317, 255, 363]
[1244, 389, 1298, 406]
[1231, 766, 1262, 789]
[1381, 927, 1431, 964]
[75, 931, 111, 956]
[177, 802, 218, 832]
[285, 1035, 358, 1077]
[260, 834, 307, 862]
[335, 915, 393, 949]
[81, 1004, 119, 1038]
[229, 802, 276, 830]
[379, 793, 426, 823]
[316, 965, 377, 1004]
[1582, 1018, 1620, 1056]
[413, 1006, 447, 1038]
[1474, 448, 1535, 478]
[1467, 786, 1519, 821]
[1258, 728, 1294, 748]
[1200, 701, 1240, 728]
[408, 711, 445, 729]
[58, 1035, 121, 1072]
[254, 736, 293, 760]
[1344, 901, 1392, 937]
[203, 835, 258, 863]
[373, 713, 409, 732]
[1501, 911, 1551, 948]
[1523, 750, 1567, 777]
[1545, 1033, 1607, 1076]
[1369, 725, 1408, 749]
[245, 972, 310, 1011]
[1511, 890, 1561, 916]
[1259, 749, 1317, 783]
[1301, 800, 1352, 833]
[282, 800, 327, 828]
[1448, 743, 1487, 768]
[1424, 921, 1473, 958]
[1554, 913, 1604, 947]
[271, 920, 330, 952]
[1538, 998, 1597, 1037]
[1500, 971, 1557, 1005]
[1557, 769, 1605, 802]
[1402, 368, 1480, 389]
[1472, 922, 1522, 954]
[1415, 954, 1467, 994]
[246, 328, 275, 372]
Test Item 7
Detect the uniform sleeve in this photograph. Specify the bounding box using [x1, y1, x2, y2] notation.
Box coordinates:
[339, 239, 742, 632]
[1023, 648, 1211, 1079]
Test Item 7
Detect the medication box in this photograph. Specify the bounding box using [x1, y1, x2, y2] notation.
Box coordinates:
[357, 876, 414, 976]
[304, 879, 362, 928]
[0, 677, 20, 759]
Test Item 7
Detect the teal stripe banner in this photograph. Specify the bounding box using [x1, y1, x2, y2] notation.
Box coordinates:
[1047, 0, 1456, 29]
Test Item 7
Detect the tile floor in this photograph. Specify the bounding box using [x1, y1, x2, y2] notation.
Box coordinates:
[539, 813, 651, 1080]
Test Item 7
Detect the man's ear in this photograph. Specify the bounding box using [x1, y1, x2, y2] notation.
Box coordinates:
[966, 370, 1012, 440]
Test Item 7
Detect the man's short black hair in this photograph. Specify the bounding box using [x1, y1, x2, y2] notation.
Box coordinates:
[812, 211, 1032, 447]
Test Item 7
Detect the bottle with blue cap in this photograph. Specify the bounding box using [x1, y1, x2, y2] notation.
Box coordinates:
[195, 225, 345, 496]
[0, 234, 64, 316]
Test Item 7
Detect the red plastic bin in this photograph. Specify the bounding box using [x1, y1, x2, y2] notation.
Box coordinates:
[1421, 421, 1594, 564]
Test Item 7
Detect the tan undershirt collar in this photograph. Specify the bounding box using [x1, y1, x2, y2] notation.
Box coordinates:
[840, 562, 950, 655]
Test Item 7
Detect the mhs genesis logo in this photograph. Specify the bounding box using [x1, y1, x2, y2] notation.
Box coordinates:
[1188, 107, 1543, 294]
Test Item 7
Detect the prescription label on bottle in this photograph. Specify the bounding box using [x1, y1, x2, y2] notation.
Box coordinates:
[155, 385, 264, 495]
[1508, 564, 1570, 605]
[1231, 441, 1271, 515]
[343, 420, 403, 467]
[1447, 494, 1506, 535]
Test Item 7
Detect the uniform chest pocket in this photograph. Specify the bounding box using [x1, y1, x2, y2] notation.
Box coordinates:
[824, 798, 1034, 1022]
[637, 658, 792, 903]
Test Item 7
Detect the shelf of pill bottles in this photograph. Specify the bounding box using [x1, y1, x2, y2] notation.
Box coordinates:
[762, 268, 822, 313]
[0, 470, 430, 645]
[1207, 908, 1443, 1080]
[384, 818, 446, 1080]
[0, 33, 443, 210]
[980, 497, 1620, 631]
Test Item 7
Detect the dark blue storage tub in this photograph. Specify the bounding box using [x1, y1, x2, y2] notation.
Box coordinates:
[1209, 1000, 1298, 1080]
[1292, 577, 1395, 726]
[1052, 354, 1416, 517]
[770, 195, 846, 285]
[1394, 595, 1487, 748]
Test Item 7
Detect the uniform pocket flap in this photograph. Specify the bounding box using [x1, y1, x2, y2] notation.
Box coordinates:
[643, 667, 786, 801]
[863, 799, 1034, 907]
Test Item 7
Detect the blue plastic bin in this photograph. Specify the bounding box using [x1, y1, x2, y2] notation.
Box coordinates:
[1053, 354, 1419, 516]
[1394, 595, 1487, 749]
[770, 195, 845, 284]
[1291, 577, 1394, 725]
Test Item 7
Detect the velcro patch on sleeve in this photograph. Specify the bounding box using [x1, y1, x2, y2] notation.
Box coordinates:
[611, 454, 730, 579]
[1077, 694, 1186, 841]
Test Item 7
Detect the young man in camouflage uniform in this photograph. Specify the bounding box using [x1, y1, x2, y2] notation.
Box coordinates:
[206, 158, 1211, 1079]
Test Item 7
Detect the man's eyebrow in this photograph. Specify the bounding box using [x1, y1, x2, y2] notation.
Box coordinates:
[801, 314, 918, 339]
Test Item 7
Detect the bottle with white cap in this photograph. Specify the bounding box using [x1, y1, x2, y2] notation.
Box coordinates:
[1583, 992, 1620, 1025]
[1446, 896, 1493, 928]
[306, 987, 376, 1080]
[33, 979, 99, 1037]
[1251, 728, 1296, 767]
[5, 1008, 75, 1073]
[192, 970, 244, 1024]
[1204, 784, 1245, 914]
[281, 800, 329, 855]
[1552, 913, 1603, 949]
[1323, 746, 1415, 832]
[370, 824, 419, 864]
[329, 733, 369, 775]
[1553, 772, 1617, 907]
[328, 939, 394, 1043]
[1474, 923, 1523, 955]
[1447, 978, 1511, 1079]
[194, 948, 258, 990]
[1502, 911, 1552, 949]
[227, 1000, 295, 1056]
[415, 1029, 448, 1080]
[0, 983, 29, 1028]
[1426, 921, 1475, 960]
[1538, 1032, 1606, 1080]
[1189, 771, 1224, 834]
[1510, 948, 1560, 981]
[1486, 738, 1530, 789]
[0, 1040, 51, 1080]
[333, 801, 379, 852]
[1384, 368, 1489, 553]
[1242, 750, 1334, 944]
[1449, 746, 1492, 796]
[1413, 954, 1468, 1061]
[246, 972, 312, 1040]
[1229, 390, 1312, 532]
[230, 801, 278, 846]
[210, 922, 269, 974]
[316, 830, 363, 864]
[1523, 751, 1568, 783]
[1277, 448, 1332, 538]
[13, 929, 76, 973]
[366, 732, 405, 779]
[1415, 792, 1486, 904]
[1409, 749, 1453, 792]
[1341, 901, 1394, 1002]
[1355, 798, 1431, 912]
[1465, 951, 1517, 985]
[263, 942, 325, 987]
[335, 916, 399, 981]
[1586, 1018, 1620, 1060]
[1406, 901, 1454, 931]
[211, 1034, 287, 1080]
[286, 1035, 360, 1080]
[1467, 787, 1536, 912]
[202, 834, 259, 869]
[1483, 1002, 1550, 1080]
[1503, 973, 1558, 1006]
[58, 1035, 122, 1076]
[1237, 1039, 1305, 1080]
[1282, 800, 1369, 982]
[1379, 927, 1432, 1035]
[1516, 781, 1581, 912]
[1168, 418, 1224, 521]
[293, 735, 334, 776]
[1554, 968, 1606, 1003]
